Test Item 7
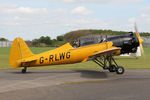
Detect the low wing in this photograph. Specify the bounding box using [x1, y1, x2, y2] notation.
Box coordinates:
[89, 47, 121, 59]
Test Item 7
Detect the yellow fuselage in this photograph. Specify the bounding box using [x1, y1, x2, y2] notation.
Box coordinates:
[23, 42, 113, 67]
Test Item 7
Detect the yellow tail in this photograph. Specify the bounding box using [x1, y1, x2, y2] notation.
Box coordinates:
[9, 37, 34, 68]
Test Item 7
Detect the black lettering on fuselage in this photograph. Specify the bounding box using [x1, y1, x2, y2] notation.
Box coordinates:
[59, 52, 65, 60]
[66, 52, 70, 59]
[49, 52, 71, 62]
[55, 54, 59, 61]
[49, 55, 54, 62]
[40, 57, 44, 64]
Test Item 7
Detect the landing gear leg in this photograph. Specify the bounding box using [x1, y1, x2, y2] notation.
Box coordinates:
[108, 65, 116, 72]
[22, 67, 27, 73]
[110, 56, 124, 74]
[93, 55, 125, 74]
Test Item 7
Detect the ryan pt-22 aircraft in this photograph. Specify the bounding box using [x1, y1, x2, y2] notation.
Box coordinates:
[9, 26, 144, 74]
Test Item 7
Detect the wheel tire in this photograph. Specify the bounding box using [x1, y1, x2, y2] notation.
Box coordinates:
[109, 65, 116, 72]
[116, 66, 124, 74]
[22, 69, 26, 73]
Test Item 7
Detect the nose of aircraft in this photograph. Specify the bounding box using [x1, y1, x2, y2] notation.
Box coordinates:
[139, 38, 143, 45]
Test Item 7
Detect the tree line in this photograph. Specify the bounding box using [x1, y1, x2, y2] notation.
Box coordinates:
[1, 29, 150, 47]
[0, 36, 66, 47]
[64, 29, 150, 41]
[0, 38, 8, 41]
[32, 35, 65, 47]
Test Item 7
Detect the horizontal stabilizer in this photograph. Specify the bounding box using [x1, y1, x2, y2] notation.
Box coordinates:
[21, 56, 37, 63]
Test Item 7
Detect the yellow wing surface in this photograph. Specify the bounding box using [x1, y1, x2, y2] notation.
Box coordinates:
[89, 47, 121, 59]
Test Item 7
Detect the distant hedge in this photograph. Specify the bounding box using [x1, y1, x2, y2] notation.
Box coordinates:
[64, 29, 150, 41]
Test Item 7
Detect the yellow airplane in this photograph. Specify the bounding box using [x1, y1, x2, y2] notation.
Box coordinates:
[9, 38, 124, 74]
[9, 26, 143, 74]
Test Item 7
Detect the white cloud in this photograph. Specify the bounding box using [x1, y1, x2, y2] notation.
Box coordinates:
[0, 3, 17, 9]
[141, 14, 149, 18]
[128, 17, 136, 23]
[140, 7, 150, 23]
[62, 0, 143, 4]
[14, 16, 20, 20]
[116, 0, 143, 3]
[0, 1, 149, 41]
[71, 6, 93, 15]
[128, 14, 150, 24]
[142, 7, 150, 11]
[0, 3, 17, 14]
[127, 13, 150, 33]
[140, 14, 150, 22]
[62, 0, 77, 3]
[4, 7, 48, 15]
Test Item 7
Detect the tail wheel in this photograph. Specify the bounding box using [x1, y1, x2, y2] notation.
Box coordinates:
[116, 66, 124, 74]
[22, 67, 27, 73]
[22, 69, 26, 73]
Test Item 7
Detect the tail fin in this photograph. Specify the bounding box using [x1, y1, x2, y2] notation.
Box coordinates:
[9, 37, 34, 68]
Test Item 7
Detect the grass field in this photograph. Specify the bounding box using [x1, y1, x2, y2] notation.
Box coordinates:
[0, 47, 150, 70]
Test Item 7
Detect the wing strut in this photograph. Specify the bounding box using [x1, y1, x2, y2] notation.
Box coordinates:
[92, 55, 124, 74]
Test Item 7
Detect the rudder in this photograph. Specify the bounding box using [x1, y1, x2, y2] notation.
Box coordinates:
[9, 37, 34, 68]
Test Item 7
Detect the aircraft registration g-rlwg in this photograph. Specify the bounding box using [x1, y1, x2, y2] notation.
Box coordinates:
[9, 26, 144, 74]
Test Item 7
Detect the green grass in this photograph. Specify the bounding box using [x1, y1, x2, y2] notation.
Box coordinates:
[116, 48, 150, 69]
[0, 47, 150, 70]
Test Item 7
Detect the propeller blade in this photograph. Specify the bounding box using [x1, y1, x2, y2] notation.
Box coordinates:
[135, 23, 140, 38]
[134, 23, 144, 56]
[140, 44, 144, 55]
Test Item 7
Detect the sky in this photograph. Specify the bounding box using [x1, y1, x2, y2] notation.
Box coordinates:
[0, 0, 150, 40]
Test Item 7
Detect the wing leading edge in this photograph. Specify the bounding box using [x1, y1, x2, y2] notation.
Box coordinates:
[89, 47, 121, 59]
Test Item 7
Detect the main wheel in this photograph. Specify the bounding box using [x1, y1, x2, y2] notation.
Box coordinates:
[116, 66, 124, 74]
[109, 65, 116, 72]
[22, 69, 26, 73]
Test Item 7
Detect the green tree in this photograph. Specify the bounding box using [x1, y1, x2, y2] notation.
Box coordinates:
[39, 36, 45, 43]
[57, 36, 64, 41]
[0, 38, 8, 41]
[39, 36, 52, 45]
[44, 36, 52, 45]
[32, 39, 39, 46]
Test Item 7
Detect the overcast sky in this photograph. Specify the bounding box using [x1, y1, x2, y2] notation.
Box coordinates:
[0, 0, 150, 40]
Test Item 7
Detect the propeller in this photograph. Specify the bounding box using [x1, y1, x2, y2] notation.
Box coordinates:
[135, 23, 144, 55]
